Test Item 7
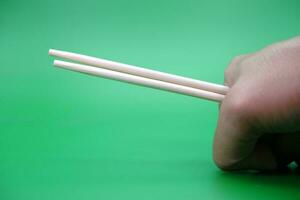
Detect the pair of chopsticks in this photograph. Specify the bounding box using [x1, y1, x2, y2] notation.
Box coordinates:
[49, 49, 229, 102]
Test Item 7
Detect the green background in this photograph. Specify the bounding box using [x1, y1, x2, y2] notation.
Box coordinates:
[1, 0, 300, 199]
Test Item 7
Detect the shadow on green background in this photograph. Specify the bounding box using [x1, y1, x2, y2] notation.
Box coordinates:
[1, 0, 300, 199]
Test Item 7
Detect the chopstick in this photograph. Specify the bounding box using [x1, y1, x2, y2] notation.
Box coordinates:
[53, 60, 225, 102]
[49, 49, 229, 95]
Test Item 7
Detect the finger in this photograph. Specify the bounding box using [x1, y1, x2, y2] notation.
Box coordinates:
[220, 54, 249, 110]
[213, 86, 277, 171]
[224, 55, 249, 87]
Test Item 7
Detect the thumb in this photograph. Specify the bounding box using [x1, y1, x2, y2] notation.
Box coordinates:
[213, 92, 277, 171]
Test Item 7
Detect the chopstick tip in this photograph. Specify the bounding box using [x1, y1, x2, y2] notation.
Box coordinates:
[53, 60, 60, 66]
[49, 48, 55, 56]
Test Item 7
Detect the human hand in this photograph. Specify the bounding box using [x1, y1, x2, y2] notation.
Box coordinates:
[213, 36, 300, 171]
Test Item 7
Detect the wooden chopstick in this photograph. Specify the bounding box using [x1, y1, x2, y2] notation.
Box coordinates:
[53, 60, 225, 102]
[49, 49, 229, 95]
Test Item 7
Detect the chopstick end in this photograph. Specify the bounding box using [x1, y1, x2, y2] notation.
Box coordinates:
[53, 60, 61, 66]
[49, 48, 56, 56]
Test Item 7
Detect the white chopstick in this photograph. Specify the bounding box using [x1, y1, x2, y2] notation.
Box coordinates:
[53, 60, 225, 102]
[49, 49, 229, 95]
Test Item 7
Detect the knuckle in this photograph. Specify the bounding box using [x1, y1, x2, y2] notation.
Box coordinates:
[226, 94, 252, 119]
[225, 55, 248, 82]
[224, 68, 231, 79]
[230, 55, 240, 64]
[227, 57, 237, 72]
[230, 55, 246, 66]
[223, 90, 259, 125]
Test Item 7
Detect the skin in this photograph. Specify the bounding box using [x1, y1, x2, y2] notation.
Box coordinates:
[213, 36, 300, 171]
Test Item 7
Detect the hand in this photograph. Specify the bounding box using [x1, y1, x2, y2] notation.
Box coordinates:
[213, 36, 300, 171]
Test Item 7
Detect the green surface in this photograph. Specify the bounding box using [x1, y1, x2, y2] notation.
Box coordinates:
[1, 0, 300, 199]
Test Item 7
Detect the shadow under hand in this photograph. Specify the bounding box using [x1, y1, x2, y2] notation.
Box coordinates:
[211, 166, 300, 200]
